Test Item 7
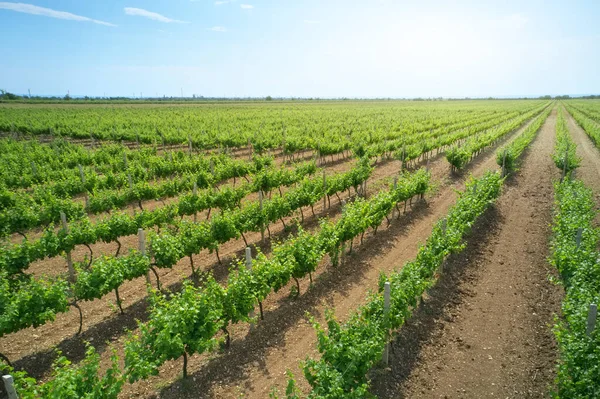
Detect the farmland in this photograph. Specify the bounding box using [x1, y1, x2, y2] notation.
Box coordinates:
[1, 99, 599, 398]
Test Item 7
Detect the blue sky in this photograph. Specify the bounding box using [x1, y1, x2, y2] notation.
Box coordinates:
[0, 0, 599, 98]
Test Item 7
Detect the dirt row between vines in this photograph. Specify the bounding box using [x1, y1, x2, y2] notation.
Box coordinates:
[0, 115, 537, 399]
[366, 109, 564, 399]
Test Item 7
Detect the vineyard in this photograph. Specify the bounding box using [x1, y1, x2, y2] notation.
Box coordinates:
[0, 99, 599, 398]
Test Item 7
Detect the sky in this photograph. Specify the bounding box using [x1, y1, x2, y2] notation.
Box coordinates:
[0, 0, 599, 98]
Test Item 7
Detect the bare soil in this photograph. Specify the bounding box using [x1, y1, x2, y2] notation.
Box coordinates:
[370, 109, 563, 398]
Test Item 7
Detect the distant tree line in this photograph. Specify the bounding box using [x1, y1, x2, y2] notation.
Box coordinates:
[1, 89, 600, 103]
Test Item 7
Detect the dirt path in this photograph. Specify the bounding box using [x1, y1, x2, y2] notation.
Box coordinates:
[371, 109, 562, 398]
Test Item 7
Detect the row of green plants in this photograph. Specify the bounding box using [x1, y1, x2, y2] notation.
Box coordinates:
[0, 153, 276, 236]
[0, 101, 547, 156]
[0, 160, 316, 274]
[360, 108, 521, 160]
[0, 139, 156, 190]
[551, 108, 580, 174]
[123, 168, 430, 381]
[0, 168, 430, 398]
[445, 104, 549, 171]
[550, 178, 600, 398]
[379, 102, 549, 164]
[564, 102, 600, 148]
[0, 161, 373, 340]
[496, 106, 552, 174]
[274, 171, 504, 398]
[0, 345, 124, 399]
[2, 148, 267, 202]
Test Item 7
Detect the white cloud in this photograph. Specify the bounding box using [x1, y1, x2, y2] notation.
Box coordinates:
[207, 26, 227, 32]
[304, 20, 320, 24]
[0, 2, 116, 26]
[124, 7, 188, 23]
[215, 1, 231, 4]
[240, 4, 253, 9]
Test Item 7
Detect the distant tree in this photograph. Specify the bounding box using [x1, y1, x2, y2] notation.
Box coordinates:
[265, 95, 273, 101]
[0, 89, 21, 100]
[64, 93, 71, 101]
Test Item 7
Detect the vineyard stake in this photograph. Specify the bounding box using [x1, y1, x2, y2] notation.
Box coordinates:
[323, 170, 327, 211]
[259, 190, 265, 243]
[30, 161, 37, 176]
[246, 247, 256, 330]
[562, 147, 568, 181]
[78, 164, 86, 184]
[138, 228, 151, 285]
[576, 227, 583, 248]
[383, 282, 391, 365]
[587, 303, 597, 336]
[502, 149, 507, 177]
[392, 176, 398, 219]
[123, 152, 128, 169]
[193, 182, 198, 222]
[2, 375, 18, 399]
[60, 211, 75, 282]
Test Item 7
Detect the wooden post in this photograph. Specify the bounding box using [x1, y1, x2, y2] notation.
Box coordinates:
[123, 152, 128, 169]
[562, 147, 568, 181]
[587, 303, 597, 336]
[576, 227, 583, 248]
[31, 161, 37, 176]
[502, 149, 507, 177]
[138, 228, 151, 285]
[193, 182, 198, 222]
[60, 212, 75, 282]
[210, 159, 215, 175]
[259, 190, 265, 243]
[78, 164, 85, 184]
[392, 177, 398, 219]
[244, 247, 256, 329]
[382, 282, 391, 364]
[2, 375, 18, 399]
[323, 170, 327, 211]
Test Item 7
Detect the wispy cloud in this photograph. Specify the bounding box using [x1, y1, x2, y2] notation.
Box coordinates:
[304, 20, 320, 24]
[207, 26, 227, 32]
[0, 2, 116, 26]
[240, 4, 253, 9]
[215, 0, 231, 4]
[124, 7, 188, 23]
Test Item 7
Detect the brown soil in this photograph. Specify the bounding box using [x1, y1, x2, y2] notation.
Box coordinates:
[0, 115, 540, 399]
[370, 109, 563, 398]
